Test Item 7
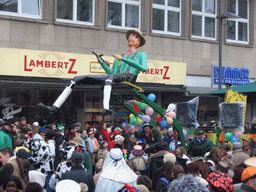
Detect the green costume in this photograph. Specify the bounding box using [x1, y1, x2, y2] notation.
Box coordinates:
[0, 129, 13, 150]
[100, 52, 148, 77]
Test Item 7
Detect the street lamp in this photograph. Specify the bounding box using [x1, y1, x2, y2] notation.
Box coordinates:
[217, 5, 240, 90]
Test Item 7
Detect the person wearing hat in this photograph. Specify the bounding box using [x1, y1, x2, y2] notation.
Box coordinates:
[243, 136, 252, 156]
[0, 121, 13, 150]
[250, 117, 256, 134]
[61, 152, 95, 192]
[187, 128, 214, 157]
[231, 142, 250, 168]
[234, 167, 256, 192]
[135, 123, 163, 154]
[39, 28, 147, 116]
[163, 126, 176, 151]
[95, 148, 137, 192]
[70, 136, 93, 174]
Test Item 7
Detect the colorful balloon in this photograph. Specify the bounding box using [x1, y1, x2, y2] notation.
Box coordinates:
[139, 103, 147, 110]
[166, 117, 173, 125]
[231, 135, 239, 143]
[233, 130, 243, 140]
[147, 93, 156, 102]
[156, 116, 163, 123]
[129, 113, 135, 119]
[160, 119, 168, 128]
[168, 111, 176, 119]
[133, 105, 141, 112]
[225, 132, 233, 141]
[141, 115, 151, 123]
[137, 117, 143, 125]
[166, 103, 176, 112]
[145, 106, 154, 116]
[130, 117, 137, 125]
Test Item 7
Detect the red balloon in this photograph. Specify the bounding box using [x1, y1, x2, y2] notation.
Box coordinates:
[133, 105, 141, 112]
[156, 116, 163, 122]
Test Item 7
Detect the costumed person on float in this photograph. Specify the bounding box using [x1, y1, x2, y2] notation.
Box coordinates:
[39, 29, 147, 115]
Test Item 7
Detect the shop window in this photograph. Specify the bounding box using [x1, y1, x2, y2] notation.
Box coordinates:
[152, 0, 181, 36]
[107, 0, 140, 29]
[192, 0, 216, 40]
[227, 0, 249, 44]
[0, 0, 41, 19]
[57, 0, 94, 26]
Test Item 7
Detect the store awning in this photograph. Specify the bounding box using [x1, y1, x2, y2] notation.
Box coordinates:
[206, 81, 256, 95]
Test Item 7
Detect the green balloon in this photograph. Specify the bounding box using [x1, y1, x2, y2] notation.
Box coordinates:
[225, 132, 233, 141]
[130, 117, 138, 125]
[139, 103, 147, 110]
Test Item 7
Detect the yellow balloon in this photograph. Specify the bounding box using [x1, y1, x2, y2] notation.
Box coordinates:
[166, 117, 173, 125]
[129, 113, 135, 119]
[137, 117, 143, 125]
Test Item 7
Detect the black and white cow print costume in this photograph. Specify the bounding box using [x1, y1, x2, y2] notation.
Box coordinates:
[49, 145, 86, 189]
[27, 133, 54, 174]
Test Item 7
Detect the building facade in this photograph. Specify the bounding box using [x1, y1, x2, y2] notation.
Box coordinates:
[0, 0, 255, 127]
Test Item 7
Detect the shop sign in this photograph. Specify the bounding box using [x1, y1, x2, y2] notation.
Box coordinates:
[212, 66, 250, 85]
[2, 107, 22, 120]
[0, 47, 186, 85]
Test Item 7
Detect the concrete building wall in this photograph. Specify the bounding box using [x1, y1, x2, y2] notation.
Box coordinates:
[0, 0, 255, 78]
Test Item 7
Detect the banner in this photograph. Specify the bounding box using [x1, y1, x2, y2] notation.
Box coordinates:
[0, 47, 186, 85]
[225, 89, 247, 124]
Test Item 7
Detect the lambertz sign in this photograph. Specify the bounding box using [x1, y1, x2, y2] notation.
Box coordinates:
[212, 66, 250, 85]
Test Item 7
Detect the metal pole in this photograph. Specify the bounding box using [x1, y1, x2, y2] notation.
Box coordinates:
[218, 5, 223, 90]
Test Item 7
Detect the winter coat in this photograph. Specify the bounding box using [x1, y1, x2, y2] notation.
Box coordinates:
[135, 128, 163, 152]
[234, 184, 255, 192]
[61, 166, 95, 192]
[0, 127, 13, 150]
[27, 134, 53, 174]
[231, 149, 250, 167]
[187, 136, 214, 156]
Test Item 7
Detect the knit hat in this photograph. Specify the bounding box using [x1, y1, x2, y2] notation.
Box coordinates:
[39, 127, 46, 132]
[232, 142, 241, 149]
[207, 171, 233, 192]
[128, 125, 135, 132]
[241, 167, 256, 182]
[19, 117, 26, 121]
[167, 127, 173, 132]
[71, 151, 84, 162]
[56, 179, 81, 192]
[163, 153, 176, 164]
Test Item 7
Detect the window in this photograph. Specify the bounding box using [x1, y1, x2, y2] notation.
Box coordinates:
[107, 0, 140, 29]
[152, 0, 181, 36]
[227, 0, 249, 44]
[192, 0, 217, 40]
[0, 0, 41, 19]
[57, 0, 94, 25]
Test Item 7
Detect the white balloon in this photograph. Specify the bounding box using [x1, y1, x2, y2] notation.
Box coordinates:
[166, 103, 176, 112]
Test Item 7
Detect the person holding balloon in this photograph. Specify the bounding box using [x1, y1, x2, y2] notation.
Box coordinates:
[134, 123, 163, 154]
